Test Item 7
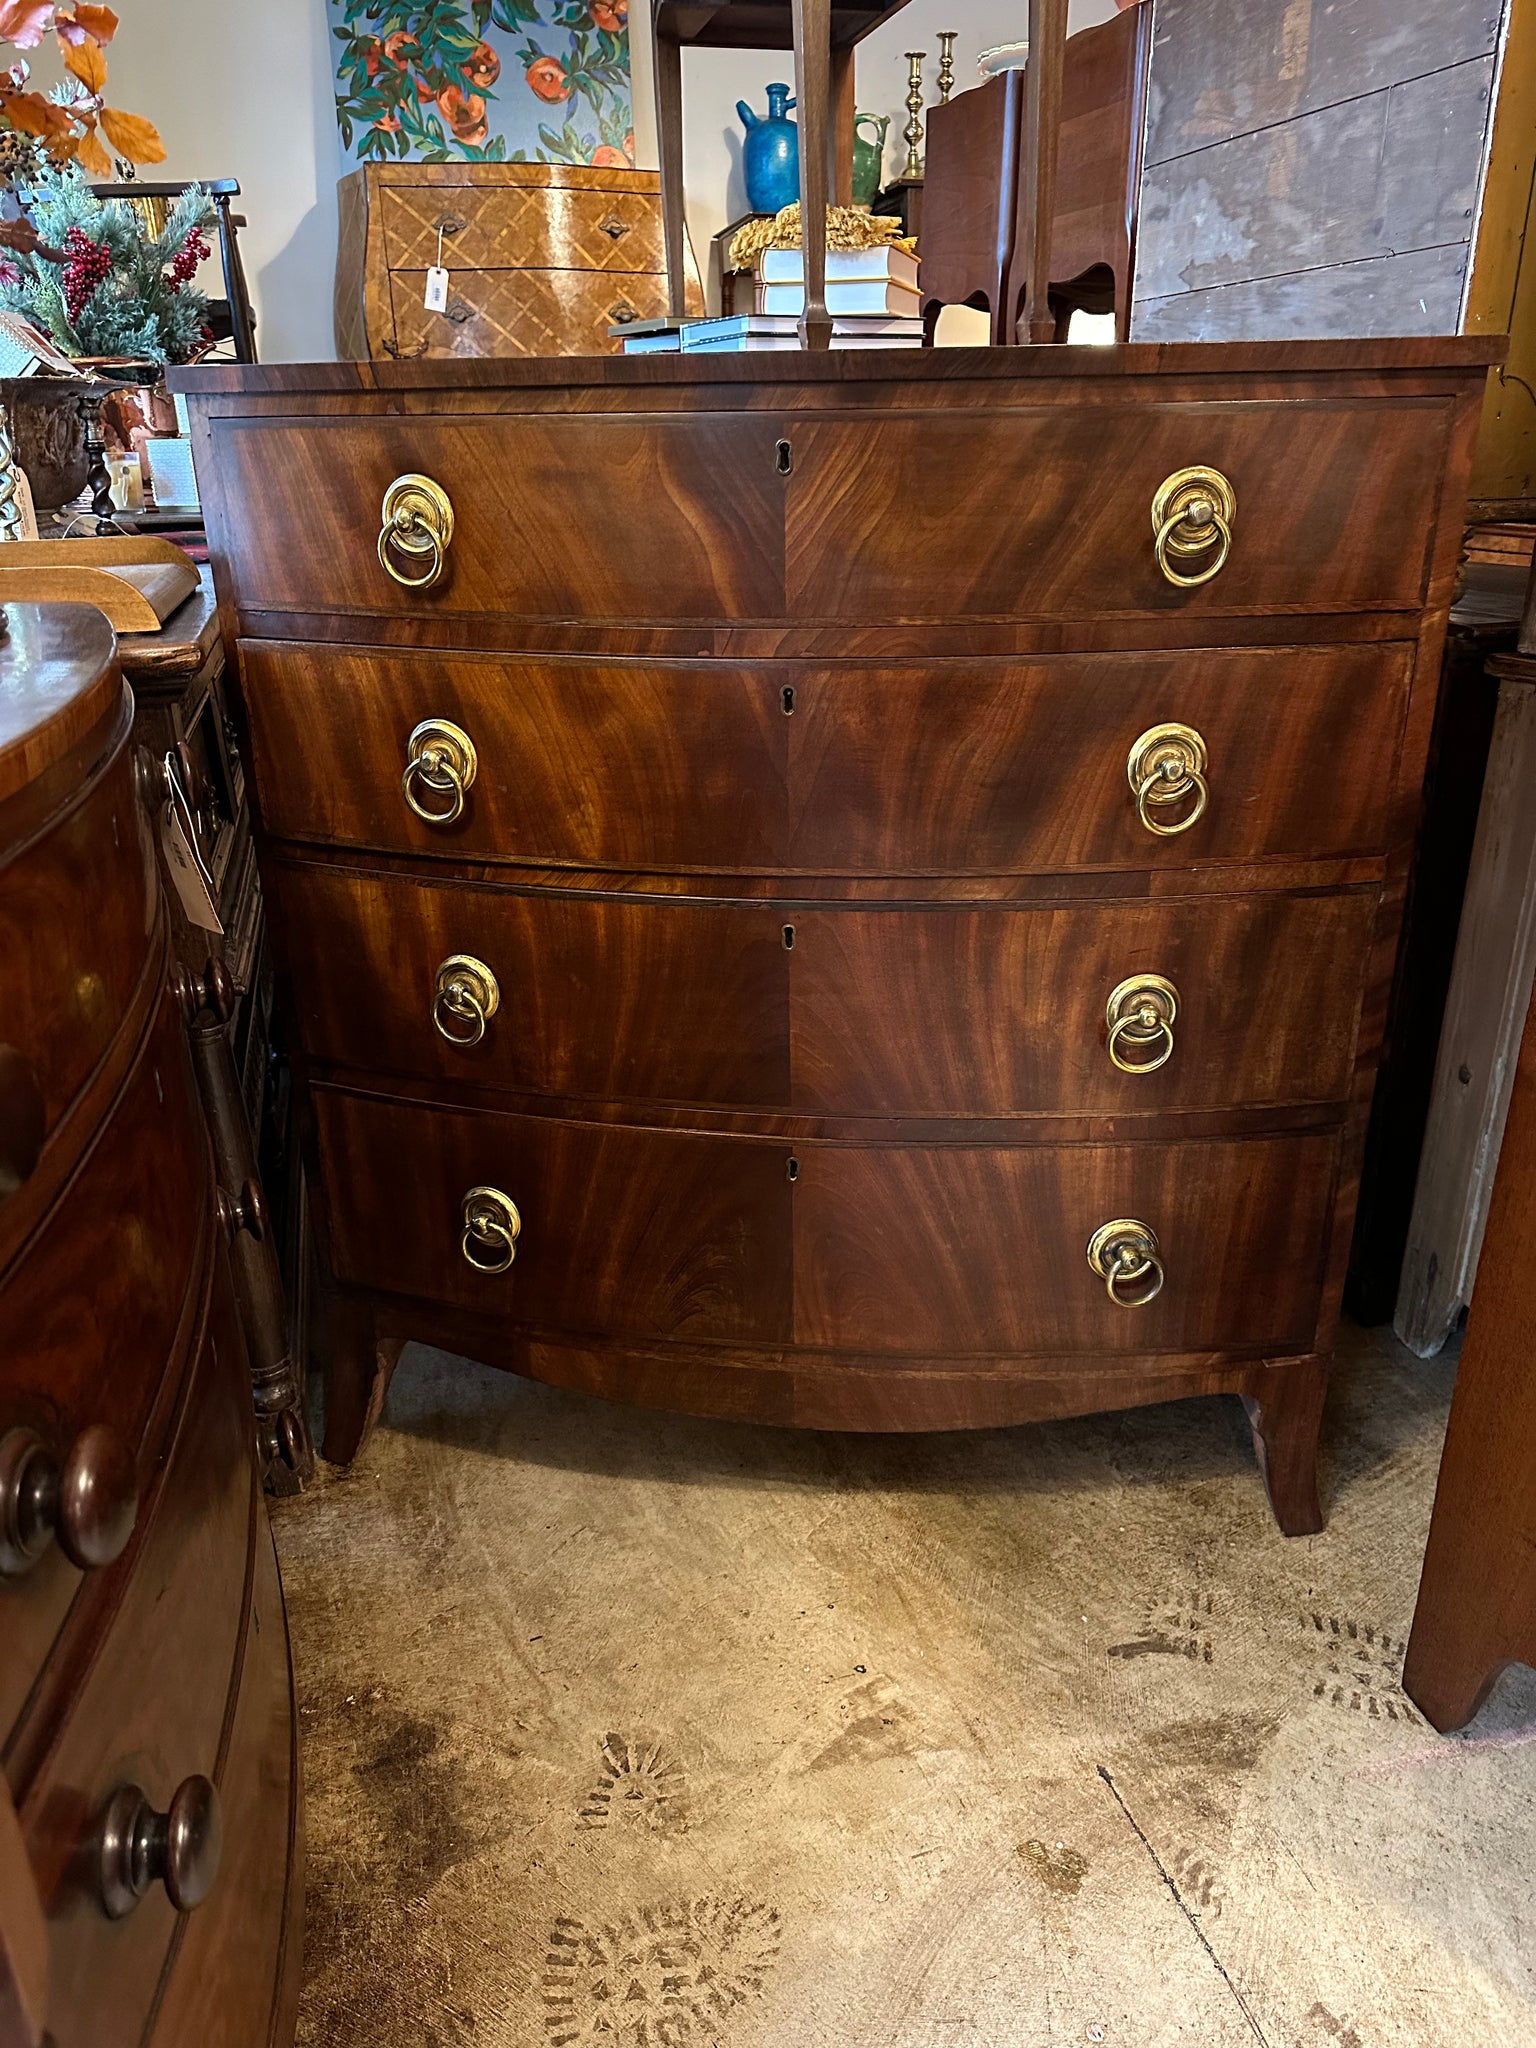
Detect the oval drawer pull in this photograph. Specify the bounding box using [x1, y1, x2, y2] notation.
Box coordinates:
[402, 718, 477, 825]
[433, 954, 500, 1046]
[1151, 465, 1235, 587]
[1087, 1219, 1165, 1308]
[460, 1185, 520, 1274]
[1105, 974, 1178, 1074]
[0, 1423, 137, 1578]
[99, 1775, 222, 1919]
[1127, 723, 1209, 838]
[377, 472, 454, 590]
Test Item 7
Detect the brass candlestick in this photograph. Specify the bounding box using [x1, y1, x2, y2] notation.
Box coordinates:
[902, 51, 927, 178]
[936, 31, 956, 104]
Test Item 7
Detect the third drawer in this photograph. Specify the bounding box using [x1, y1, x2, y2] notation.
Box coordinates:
[274, 859, 1379, 1116]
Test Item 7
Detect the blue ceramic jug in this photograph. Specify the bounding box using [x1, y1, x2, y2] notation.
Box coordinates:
[737, 83, 799, 214]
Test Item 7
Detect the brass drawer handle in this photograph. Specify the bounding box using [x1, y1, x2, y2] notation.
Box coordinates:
[433, 954, 500, 1046]
[99, 1776, 222, 1919]
[1127, 722, 1209, 838]
[1105, 974, 1178, 1074]
[0, 1423, 137, 1578]
[1152, 466, 1235, 587]
[461, 1185, 520, 1274]
[402, 718, 477, 825]
[1087, 1219, 1165, 1308]
[377, 472, 454, 590]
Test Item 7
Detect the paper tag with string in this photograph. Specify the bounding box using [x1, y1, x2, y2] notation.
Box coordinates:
[425, 221, 450, 312]
[158, 752, 222, 933]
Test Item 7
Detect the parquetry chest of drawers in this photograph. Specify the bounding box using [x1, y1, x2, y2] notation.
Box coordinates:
[173, 340, 1497, 1533]
[0, 604, 302, 2046]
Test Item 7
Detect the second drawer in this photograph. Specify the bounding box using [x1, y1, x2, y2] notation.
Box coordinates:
[275, 861, 1378, 1116]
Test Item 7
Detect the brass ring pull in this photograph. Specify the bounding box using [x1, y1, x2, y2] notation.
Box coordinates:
[1087, 1219, 1165, 1308]
[1127, 723, 1209, 839]
[1151, 466, 1236, 588]
[460, 1185, 520, 1274]
[402, 718, 477, 825]
[433, 954, 500, 1046]
[377, 473, 454, 590]
[1105, 974, 1179, 1074]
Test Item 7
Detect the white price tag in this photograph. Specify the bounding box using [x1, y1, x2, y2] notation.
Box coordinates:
[159, 799, 223, 932]
[425, 265, 450, 313]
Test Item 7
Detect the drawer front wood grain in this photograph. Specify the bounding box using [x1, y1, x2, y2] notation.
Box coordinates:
[791, 888, 1379, 1114]
[788, 403, 1451, 618]
[211, 416, 784, 619]
[794, 1132, 1337, 1354]
[0, 736, 156, 1136]
[19, 1252, 252, 2046]
[787, 644, 1412, 872]
[240, 642, 1403, 874]
[387, 266, 672, 360]
[239, 642, 788, 867]
[273, 860, 791, 1108]
[314, 1088, 793, 1340]
[380, 180, 667, 273]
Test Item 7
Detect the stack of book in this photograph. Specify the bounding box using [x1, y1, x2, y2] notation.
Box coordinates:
[623, 242, 923, 354]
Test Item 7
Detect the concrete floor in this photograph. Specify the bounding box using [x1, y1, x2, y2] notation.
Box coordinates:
[272, 1324, 1536, 2048]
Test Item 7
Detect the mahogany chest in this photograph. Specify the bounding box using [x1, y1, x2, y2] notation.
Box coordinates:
[173, 340, 1496, 1532]
[0, 605, 301, 2046]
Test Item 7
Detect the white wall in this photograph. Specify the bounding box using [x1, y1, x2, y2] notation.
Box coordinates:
[30, 0, 341, 362]
[630, 0, 1118, 272]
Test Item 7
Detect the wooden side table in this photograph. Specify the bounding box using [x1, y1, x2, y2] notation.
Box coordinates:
[1404, 955, 1536, 1729]
[119, 575, 312, 1493]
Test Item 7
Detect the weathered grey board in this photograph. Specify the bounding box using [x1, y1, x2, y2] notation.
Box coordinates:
[1135, 57, 1493, 304]
[1144, 0, 1504, 165]
[1133, 241, 1469, 341]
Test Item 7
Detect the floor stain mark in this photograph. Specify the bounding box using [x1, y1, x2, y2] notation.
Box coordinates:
[1110, 1588, 1218, 1664]
[540, 1895, 782, 2045]
[1168, 1845, 1223, 1918]
[1096, 1765, 1273, 2048]
[576, 1732, 689, 1836]
[1019, 1839, 1089, 1897]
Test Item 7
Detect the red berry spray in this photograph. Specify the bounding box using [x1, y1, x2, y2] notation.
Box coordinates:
[61, 224, 111, 326]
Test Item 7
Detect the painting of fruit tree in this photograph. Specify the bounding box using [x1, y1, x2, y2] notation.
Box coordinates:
[330, 0, 633, 167]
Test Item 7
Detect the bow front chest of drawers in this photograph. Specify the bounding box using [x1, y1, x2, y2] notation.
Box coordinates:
[173, 341, 1497, 1533]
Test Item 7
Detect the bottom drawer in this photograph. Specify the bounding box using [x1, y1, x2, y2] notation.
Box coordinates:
[387, 265, 673, 357]
[314, 1088, 1337, 1359]
[20, 1249, 254, 2047]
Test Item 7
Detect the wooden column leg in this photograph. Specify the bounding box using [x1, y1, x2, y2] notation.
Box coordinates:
[792, 0, 833, 349]
[316, 1290, 404, 1467]
[652, 25, 686, 321]
[1017, 0, 1067, 343]
[1241, 1357, 1328, 1536]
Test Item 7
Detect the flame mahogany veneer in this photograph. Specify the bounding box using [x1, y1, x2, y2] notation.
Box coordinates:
[172, 342, 1499, 1533]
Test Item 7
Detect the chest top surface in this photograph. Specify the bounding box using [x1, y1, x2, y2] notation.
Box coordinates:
[0, 603, 118, 817]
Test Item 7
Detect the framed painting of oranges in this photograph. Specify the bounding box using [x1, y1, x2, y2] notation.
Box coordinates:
[331, 0, 634, 169]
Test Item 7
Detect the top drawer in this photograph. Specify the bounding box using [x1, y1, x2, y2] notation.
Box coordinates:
[380, 181, 665, 273]
[209, 414, 785, 622]
[207, 397, 1448, 625]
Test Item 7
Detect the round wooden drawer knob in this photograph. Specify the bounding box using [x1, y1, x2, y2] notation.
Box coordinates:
[99, 1775, 223, 1919]
[0, 1423, 137, 1578]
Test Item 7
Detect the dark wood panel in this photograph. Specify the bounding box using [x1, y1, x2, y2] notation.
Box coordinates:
[787, 406, 1449, 618]
[791, 889, 1378, 1114]
[272, 859, 791, 1107]
[0, 738, 156, 1137]
[18, 1254, 253, 2043]
[0, 982, 204, 1531]
[211, 415, 786, 619]
[314, 1087, 793, 1340]
[793, 1132, 1338, 1354]
[788, 645, 1412, 871]
[238, 641, 788, 869]
[150, 1514, 300, 2048]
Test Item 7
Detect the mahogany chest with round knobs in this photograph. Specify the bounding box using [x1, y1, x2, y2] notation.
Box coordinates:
[0, 604, 301, 2047]
[172, 339, 1498, 1532]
